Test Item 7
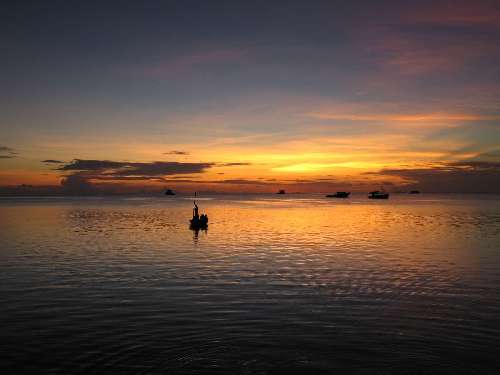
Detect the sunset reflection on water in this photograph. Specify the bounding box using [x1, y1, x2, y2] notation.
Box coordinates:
[1, 194, 500, 373]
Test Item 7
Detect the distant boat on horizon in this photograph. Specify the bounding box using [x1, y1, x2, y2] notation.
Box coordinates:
[165, 189, 176, 196]
[409, 190, 421, 194]
[276, 189, 286, 194]
[368, 190, 389, 199]
[326, 192, 350, 198]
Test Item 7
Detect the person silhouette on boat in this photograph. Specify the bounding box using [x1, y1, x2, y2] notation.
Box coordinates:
[193, 201, 199, 220]
[190, 198, 208, 229]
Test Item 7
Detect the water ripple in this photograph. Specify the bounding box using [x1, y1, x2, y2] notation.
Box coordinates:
[1, 195, 500, 373]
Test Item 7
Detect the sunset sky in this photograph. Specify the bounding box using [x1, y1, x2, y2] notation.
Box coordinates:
[1, 0, 499, 194]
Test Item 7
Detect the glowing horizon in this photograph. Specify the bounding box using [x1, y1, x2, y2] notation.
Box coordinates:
[1, 1, 499, 193]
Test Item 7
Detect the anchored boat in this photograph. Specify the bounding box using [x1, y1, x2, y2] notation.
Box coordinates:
[189, 196, 208, 229]
[368, 190, 389, 199]
[326, 192, 350, 198]
[190, 214, 208, 229]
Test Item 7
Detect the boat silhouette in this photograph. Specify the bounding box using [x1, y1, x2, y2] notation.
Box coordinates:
[368, 189, 389, 199]
[326, 192, 350, 198]
[276, 189, 286, 194]
[190, 214, 208, 229]
[165, 189, 176, 196]
[189, 195, 208, 230]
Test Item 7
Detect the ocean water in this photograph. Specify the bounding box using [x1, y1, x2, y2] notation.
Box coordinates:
[1, 193, 500, 374]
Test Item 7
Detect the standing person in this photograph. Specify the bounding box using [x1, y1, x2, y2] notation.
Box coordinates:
[193, 201, 199, 220]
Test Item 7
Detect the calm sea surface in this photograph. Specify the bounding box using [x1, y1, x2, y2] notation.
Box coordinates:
[1, 194, 500, 374]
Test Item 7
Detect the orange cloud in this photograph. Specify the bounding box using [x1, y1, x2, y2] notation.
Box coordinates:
[307, 112, 500, 123]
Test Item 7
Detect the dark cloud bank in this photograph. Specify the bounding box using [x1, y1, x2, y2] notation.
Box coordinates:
[58, 159, 214, 176]
[56, 159, 215, 194]
[372, 161, 500, 193]
[1, 158, 499, 195]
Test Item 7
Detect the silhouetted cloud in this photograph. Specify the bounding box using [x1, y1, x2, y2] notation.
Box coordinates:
[171, 175, 201, 179]
[449, 161, 500, 169]
[58, 159, 213, 176]
[159, 178, 355, 189]
[56, 159, 216, 187]
[0, 145, 16, 158]
[29, 158, 268, 195]
[41, 159, 65, 163]
[373, 161, 500, 192]
[58, 159, 128, 171]
[60, 174, 95, 195]
[143, 178, 270, 185]
[164, 150, 189, 155]
[90, 176, 167, 182]
[218, 179, 269, 185]
[473, 148, 500, 161]
[218, 162, 252, 166]
[113, 162, 213, 176]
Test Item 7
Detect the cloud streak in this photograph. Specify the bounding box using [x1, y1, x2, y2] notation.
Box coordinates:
[41, 159, 65, 163]
[218, 162, 252, 167]
[164, 150, 189, 155]
[0, 145, 17, 159]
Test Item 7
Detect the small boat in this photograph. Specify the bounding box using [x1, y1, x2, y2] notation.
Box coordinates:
[190, 214, 208, 229]
[165, 189, 176, 196]
[189, 197, 208, 229]
[409, 190, 420, 194]
[368, 190, 389, 199]
[276, 189, 286, 194]
[326, 192, 350, 198]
